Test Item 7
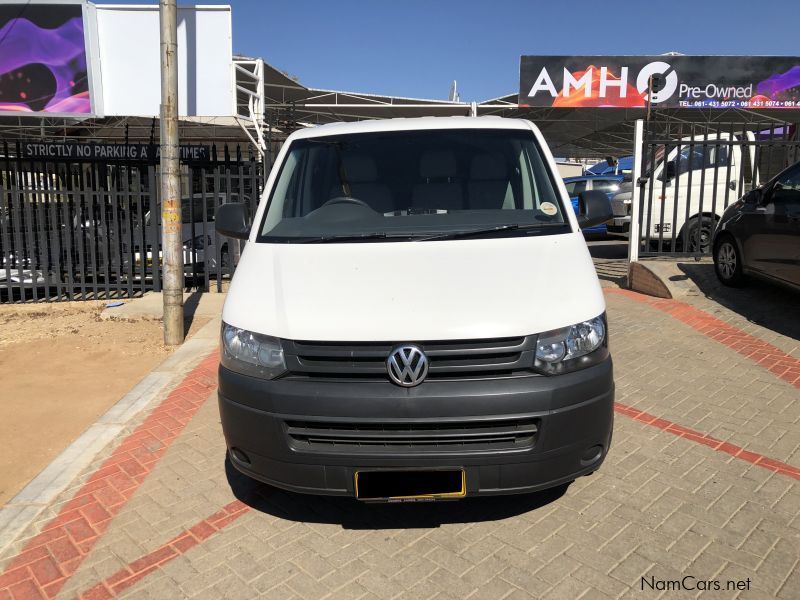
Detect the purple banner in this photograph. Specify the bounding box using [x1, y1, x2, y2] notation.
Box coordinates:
[0, 3, 91, 114]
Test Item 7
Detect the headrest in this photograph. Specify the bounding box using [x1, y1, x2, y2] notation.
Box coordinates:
[470, 154, 506, 180]
[342, 155, 378, 182]
[419, 150, 457, 179]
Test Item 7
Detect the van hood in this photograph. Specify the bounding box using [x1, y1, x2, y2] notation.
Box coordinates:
[222, 233, 606, 341]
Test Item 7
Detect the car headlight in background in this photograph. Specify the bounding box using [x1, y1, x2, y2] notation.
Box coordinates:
[534, 314, 608, 375]
[221, 322, 286, 379]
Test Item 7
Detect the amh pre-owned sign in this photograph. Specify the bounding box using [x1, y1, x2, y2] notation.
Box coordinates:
[519, 56, 800, 109]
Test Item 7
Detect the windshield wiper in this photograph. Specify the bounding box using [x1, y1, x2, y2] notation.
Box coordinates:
[414, 223, 562, 242]
[291, 222, 564, 243]
[296, 232, 392, 243]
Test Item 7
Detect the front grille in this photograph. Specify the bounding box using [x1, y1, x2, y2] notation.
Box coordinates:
[282, 336, 536, 381]
[285, 417, 539, 453]
[611, 198, 629, 217]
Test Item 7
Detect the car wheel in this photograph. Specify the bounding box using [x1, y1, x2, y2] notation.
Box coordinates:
[682, 216, 716, 254]
[714, 236, 745, 287]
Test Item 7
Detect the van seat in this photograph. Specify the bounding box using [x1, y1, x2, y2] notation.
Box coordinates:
[411, 150, 463, 211]
[467, 154, 510, 209]
[333, 155, 393, 214]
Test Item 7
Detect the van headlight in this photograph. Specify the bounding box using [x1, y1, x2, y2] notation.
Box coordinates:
[534, 314, 608, 375]
[221, 322, 286, 379]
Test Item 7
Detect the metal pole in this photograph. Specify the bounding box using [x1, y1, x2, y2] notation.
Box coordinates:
[628, 119, 644, 264]
[159, 0, 183, 345]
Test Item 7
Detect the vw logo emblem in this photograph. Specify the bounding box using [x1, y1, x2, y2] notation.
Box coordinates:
[386, 345, 429, 387]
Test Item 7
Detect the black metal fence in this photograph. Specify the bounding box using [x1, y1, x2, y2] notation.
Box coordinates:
[626, 121, 800, 257]
[0, 141, 263, 302]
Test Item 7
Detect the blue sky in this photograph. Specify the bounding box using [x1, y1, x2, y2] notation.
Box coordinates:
[160, 1, 800, 101]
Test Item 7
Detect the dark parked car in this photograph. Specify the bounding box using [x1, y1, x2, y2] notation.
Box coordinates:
[713, 160, 800, 290]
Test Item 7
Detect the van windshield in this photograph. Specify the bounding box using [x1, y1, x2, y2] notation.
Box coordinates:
[257, 129, 570, 243]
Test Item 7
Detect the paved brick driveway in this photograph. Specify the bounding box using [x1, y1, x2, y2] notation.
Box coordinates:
[1, 280, 799, 600]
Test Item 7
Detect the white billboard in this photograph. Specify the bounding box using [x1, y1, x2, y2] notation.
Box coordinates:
[94, 4, 233, 117]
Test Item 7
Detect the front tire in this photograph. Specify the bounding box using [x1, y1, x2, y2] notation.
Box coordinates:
[682, 216, 716, 254]
[714, 236, 745, 287]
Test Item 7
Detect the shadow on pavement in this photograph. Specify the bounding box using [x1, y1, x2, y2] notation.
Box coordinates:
[587, 238, 628, 287]
[182, 289, 203, 336]
[585, 236, 627, 258]
[678, 262, 800, 342]
[225, 457, 570, 529]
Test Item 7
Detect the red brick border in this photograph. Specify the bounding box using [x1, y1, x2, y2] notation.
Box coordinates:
[0, 352, 219, 600]
[615, 402, 800, 480]
[605, 288, 800, 388]
[77, 500, 249, 600]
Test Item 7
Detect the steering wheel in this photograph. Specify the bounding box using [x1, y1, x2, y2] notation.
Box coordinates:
[322, 196, 373, 210]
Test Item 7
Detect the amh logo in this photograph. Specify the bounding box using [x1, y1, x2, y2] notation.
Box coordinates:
[636, 61, 678, 103]
[527, 61, 679, 104]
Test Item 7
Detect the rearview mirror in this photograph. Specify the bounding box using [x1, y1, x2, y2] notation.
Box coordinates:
[215, 203, 251, 240]
[577, 190, 613, 229]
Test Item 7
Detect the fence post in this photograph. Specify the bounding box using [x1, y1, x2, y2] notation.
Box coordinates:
[628, 119, 644, 266]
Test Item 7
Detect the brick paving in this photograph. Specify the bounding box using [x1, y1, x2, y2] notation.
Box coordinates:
[1, 285, 799, 599]
[674, 262, 800, 360]
[606, 288, 800, 389]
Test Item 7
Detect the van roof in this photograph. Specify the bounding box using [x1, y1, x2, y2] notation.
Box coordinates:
[289, 116, 534, 140]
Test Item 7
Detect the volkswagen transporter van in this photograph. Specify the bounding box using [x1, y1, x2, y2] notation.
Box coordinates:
[216, 117, 614, 501]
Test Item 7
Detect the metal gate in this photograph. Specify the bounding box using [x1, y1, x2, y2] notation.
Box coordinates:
[0, 141, 263, 302]
[624, 121, 800, 258]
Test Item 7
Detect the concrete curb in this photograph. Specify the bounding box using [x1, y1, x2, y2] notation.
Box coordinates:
[0, 317, 220, 554]
[627, 261, 672, 299]
[626, 259, 714, 299]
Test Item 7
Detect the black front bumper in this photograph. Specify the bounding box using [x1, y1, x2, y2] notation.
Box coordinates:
[218, 358, 614, 497]
[607, 222, 630, 235]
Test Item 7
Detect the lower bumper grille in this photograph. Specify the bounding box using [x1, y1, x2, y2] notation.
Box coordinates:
[285, 417, 539, 453]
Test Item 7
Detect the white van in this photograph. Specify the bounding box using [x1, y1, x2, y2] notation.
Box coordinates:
[215, 117, 614, 501]
[609, 133, 756, 252]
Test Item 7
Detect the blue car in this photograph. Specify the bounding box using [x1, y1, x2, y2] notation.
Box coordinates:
[563, 174, 624, 235]
[586, 156, 634, 176]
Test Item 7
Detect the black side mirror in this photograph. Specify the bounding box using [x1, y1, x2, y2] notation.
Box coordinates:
[665, 161, 677, 180]
[577, 190, 613, 228]
[743, 187, 764, 205]
[215, 203, 251, 240]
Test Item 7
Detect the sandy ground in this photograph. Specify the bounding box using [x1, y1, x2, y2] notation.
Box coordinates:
[0, 302, 209, 506]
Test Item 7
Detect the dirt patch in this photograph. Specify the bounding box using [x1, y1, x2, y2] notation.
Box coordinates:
[0, 301, 210, 505]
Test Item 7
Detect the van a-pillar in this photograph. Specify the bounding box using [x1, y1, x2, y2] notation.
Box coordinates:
[159, 0, 184, 345]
